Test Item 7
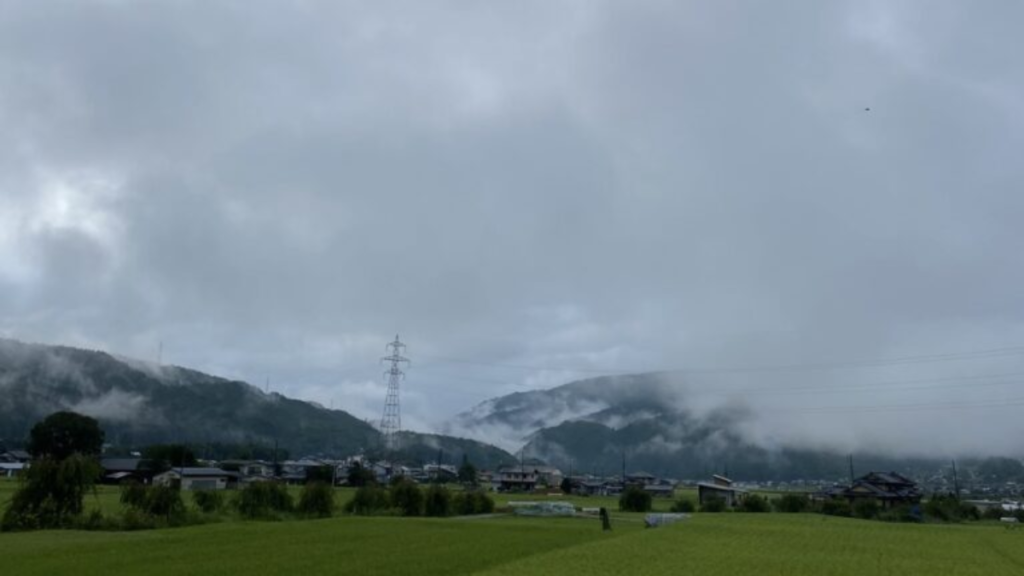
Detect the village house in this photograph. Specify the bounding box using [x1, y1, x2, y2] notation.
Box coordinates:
[496, 466, 538, 492]
[423, 463, 458, 483]
[0, 450, 31, 463]
[153, 467, 237, 491]
[0, 462, 25, 478]
[840, 472, 922, 508]
[219, 460, 275, 480]
[697, 475, 747, 508]
[100, 457, 151, 485]
[627, 471, 658, 486]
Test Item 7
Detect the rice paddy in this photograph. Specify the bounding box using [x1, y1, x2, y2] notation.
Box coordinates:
[3, 479, 1023, 575]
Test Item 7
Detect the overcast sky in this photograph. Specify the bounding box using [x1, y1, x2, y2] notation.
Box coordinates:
[2, 1, 1023, 455]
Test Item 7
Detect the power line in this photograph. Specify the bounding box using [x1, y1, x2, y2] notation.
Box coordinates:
[767, 395, 1024, 416]
[420, 344, 1024, 377]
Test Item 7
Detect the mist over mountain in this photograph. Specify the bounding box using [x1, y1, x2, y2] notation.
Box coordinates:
[449, 372, 1023, 481]
[0, 338, 512, 465]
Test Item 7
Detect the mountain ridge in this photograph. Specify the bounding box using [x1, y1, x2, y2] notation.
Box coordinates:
[0, 338, 513, 466]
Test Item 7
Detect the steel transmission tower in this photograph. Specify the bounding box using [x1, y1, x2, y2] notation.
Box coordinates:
[379, 335, 409, 452]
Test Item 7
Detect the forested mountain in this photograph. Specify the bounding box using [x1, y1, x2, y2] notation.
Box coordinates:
[451, 373, 1022, 482]
[0, 338, 512, 466]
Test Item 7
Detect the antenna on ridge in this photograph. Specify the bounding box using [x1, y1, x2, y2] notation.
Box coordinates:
[379, 334, 410, 454]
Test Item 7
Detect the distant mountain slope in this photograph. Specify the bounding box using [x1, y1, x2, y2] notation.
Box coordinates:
[447, 373, 681, 448]
[449, 372, 964, 481]
[0, 338, 513, 466]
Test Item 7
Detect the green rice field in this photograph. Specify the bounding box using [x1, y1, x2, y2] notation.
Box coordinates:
[3, 479, 1023, 575]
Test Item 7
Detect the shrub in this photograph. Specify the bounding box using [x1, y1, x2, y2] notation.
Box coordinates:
[470, 491, 495, 514]
[774, 493, 810, 513]
[821, 498, 852, 517]
[453, 492, 476, 516]
[560, 477, 573, 495]
[344, 484, 390, 515]
[959, 503, 980, 521]
[120, 508, 157, 531]
[141, 485, 186, 521]
[740, 494, 770, 513]
[619, 486, 652, 513]
[192, 490, 225, 514]
[852, 499, 880, 520]
[72, 509, 115, 531]
[701, 495, 727, 513]
[879, 504, 920, 523]
[424, 484, 453, 517]
[235, 482, 293, 519]
[982, 507, 1005, 520]
[670, 498, 696, 513]
[298, 482, 335, 518]
[1, 455, 101, 532]
[390, 479, 424, 517]
[120, 481, 148, 509]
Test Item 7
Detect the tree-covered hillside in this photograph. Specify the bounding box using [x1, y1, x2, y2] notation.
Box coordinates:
[0, 339, 513, 466]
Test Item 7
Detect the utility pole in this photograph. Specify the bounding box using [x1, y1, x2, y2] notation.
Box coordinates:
[379, 335, 409, 454]
[951, 460, 961, 499]
[848, 454, 856, 485]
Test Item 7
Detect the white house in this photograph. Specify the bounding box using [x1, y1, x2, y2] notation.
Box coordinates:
[153, 467, 234, 490]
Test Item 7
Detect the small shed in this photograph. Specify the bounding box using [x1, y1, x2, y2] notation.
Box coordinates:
[697, 475, 746, 508]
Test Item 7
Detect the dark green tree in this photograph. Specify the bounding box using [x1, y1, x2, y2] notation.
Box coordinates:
[740, 494, 771, 513]
[424, 484, 452, 517]
[457, 455, 478, 486]
[560, 477, 573, 494]
[774, 493, 810, 513]
[192, 490, 225, 514]
[343, 484, 389, 515]
[1, 454, 101, 531]
[670, 498, 696, 513]
[298, 482, 336, 518]
[26, 411, 104, 460]
[306, 465, 334, 485]
[346, 461, 376, 487]
[142, 444, 198, 472]
[234, 482, 293, 519]
[618, 486, 652, 512]
[389, 478, 424, 517]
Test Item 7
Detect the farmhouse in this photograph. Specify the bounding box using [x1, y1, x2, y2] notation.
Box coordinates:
[100, 457, 150, 485]
[627, 471, 657, 486]
[697, 475, 747, 508]
[1, 450, 31, 463]
[0, 462, 25, 478]
[643, 483, 676, 498]
[497, 466, 538, 492]
[153, 467, 236, 491]
[841, 472, 922, 508]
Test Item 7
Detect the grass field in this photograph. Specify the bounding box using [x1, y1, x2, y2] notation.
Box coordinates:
[4, 479, 1023, 575]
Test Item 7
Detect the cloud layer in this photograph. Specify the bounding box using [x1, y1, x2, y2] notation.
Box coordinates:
[2, 1, 1023, 454]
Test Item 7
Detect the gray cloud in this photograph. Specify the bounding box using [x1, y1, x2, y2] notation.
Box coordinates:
[1, 1, 1023, 455]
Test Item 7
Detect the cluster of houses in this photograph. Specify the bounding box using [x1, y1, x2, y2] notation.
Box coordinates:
[92, 455, 466, 490]
[8, 446, 1006, 515]
[0, 449, 30, 478]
